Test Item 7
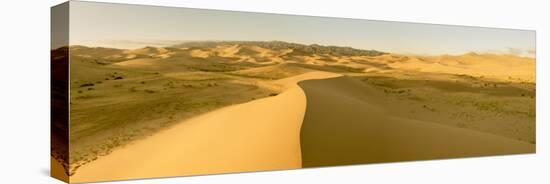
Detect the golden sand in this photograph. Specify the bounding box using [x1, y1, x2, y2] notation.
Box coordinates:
[71, 72, 341, 183]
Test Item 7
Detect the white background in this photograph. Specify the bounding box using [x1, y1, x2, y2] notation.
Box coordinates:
[0, 0, 548, 183]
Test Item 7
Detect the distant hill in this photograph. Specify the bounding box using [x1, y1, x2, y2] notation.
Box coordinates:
[173, 41, 386, 56]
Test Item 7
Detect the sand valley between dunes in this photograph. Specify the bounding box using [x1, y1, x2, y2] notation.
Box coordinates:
[71, 71, 342, 183]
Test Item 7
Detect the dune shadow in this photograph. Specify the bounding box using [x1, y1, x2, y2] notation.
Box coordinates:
[297, 76, 535, 168]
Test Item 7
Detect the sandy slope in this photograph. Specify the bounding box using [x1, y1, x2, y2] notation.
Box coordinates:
[298, 76, 535, 167]
[112, 58, 157, 67]
[71, 72, 340, 183]
[384, 53, 536, 82]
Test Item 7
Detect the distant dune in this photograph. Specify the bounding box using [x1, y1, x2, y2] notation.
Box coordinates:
[298, 76, 535, 167]
[383, 53, 536, 82]
[71, 72, 341, 183]
[112, 58, 156, 67]
[230, 63, 314, 80]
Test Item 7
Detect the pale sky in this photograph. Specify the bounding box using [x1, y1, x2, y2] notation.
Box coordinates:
[68, 1, 535, 57]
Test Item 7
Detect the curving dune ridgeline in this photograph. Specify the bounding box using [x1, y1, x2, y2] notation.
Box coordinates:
[71, 72, 341, 183]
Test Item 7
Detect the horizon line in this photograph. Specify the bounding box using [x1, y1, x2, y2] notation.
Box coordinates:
[63, 39, 536, 59]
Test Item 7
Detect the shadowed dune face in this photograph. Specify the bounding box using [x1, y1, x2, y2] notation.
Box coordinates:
[297, 76, 534, 167]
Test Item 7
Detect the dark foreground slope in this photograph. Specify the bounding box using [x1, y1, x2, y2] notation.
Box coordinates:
[297, 76, 534, 167]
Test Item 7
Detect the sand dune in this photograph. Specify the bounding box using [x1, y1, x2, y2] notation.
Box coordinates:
[189, 49, 213, 58]
[113, 58, 157, 67]
[231, 63, 315, 80]
[298, 76, 535, 167]
[275, 71, 341, 88]
[386, 53, 536, 82]
[71, 72, 533, 183]
[71, 72, 341, 183]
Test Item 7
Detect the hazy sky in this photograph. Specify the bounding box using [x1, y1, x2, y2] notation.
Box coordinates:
[69, 1, 535, 56]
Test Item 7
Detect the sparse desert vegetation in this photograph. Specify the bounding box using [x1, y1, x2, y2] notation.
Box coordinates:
[356, 73, 535, 143]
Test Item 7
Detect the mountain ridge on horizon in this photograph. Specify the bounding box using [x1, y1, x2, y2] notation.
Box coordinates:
[64, 40, 535, 59]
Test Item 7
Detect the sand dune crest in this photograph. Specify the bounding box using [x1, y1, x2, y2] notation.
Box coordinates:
[71, 72, 341, 183]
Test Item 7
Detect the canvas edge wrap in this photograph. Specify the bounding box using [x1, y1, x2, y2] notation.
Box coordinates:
[51, 1, 70, 183]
